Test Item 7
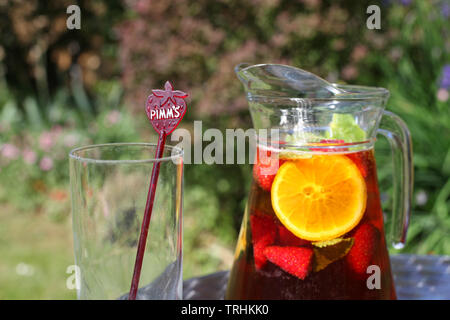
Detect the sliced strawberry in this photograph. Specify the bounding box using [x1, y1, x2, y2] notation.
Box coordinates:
[277, 225, 310, 247]
[250, 214, 277, 269]
[263, 246, 313, 280]
[253, 147, 285, 192]
[346, 151, 371, 178]
[320, 139, 345, 144]
[310, 139, 345, 152]
[346, 223, 380, 275]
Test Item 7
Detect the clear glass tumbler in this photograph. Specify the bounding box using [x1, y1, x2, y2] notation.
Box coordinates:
[69, 143, 183, 300]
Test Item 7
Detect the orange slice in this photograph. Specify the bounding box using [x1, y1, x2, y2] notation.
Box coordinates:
[271, 155, 367, 241]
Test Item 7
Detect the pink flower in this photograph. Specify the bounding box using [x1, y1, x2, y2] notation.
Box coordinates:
[63, 133, 78, 147]
[1, 144, 20, 160]
[22, 148, 37, 165]
[39, 132, 54, 152]
[437, 88, 449, 102]
[134, 0, 151, 14]
[39, 156, 54, 171]
[389, 47, 403, 61]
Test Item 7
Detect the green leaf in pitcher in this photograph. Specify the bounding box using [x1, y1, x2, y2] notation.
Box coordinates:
[325, 114, 366, 142]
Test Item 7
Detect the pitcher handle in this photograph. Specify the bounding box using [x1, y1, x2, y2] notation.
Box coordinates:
[377, 110, 413, 249]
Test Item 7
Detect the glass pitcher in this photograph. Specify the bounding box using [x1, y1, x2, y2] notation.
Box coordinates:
[226, 64, 413, 300]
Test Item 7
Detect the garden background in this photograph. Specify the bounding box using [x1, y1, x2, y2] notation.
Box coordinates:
[0, 0, 449, 299]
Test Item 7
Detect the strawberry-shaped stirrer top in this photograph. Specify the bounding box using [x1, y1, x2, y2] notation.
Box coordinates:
[129, 81, 187, 300]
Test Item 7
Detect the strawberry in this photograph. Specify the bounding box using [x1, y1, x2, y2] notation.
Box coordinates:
[346, 151, 371, 178]
[277, 225, 310, 247]
[346, 223, 380, 275]
[253, 147, 285, 192]
[263, 246, 314, 280]
[250, 214, 277, 269]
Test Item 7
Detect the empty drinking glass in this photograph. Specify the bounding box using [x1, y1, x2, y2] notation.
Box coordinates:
[69, 143, 183, 300]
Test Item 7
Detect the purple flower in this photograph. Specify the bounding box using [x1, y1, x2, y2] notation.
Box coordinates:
[1, 144, 20, 160]
[22, 148, 37, 165]
[399, 0, 412, 6]
[439, 64, 450, 89]
[38, 126, 63, 152]
[39, 156, 54, 171]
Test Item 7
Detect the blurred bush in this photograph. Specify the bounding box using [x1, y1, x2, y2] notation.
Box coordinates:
[116, 0, 449, 256]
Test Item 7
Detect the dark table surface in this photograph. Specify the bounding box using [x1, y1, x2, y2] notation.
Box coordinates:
[183, 254, 450, 300]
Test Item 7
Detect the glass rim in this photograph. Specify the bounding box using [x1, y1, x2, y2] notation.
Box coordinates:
[69, 142, 184, 164]
[257, 137, 376, 153]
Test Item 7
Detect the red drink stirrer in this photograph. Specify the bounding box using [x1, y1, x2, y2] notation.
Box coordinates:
[129, 81, 188, 300]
